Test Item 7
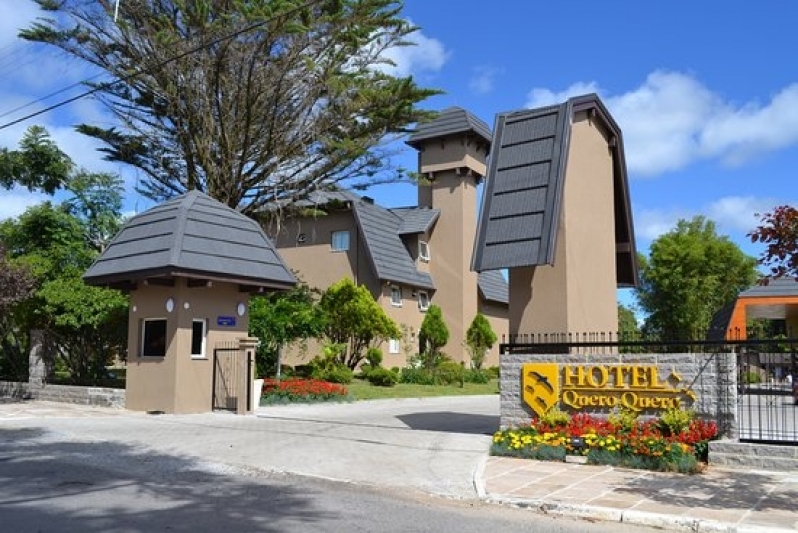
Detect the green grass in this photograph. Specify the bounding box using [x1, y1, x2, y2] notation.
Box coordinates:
[346, 377, 499, 400]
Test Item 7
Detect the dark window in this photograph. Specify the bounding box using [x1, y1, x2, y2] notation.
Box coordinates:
[191, 319, 206, 358]
[142, 319, 167, 357]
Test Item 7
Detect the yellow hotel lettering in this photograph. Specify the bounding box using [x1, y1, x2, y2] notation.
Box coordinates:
[522, 363, 696, 418]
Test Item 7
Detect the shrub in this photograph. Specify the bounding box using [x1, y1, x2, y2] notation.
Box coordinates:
[465, 312, 497, 370]
[486, 366, 500, 379]
[400, 367, 436, 385]
[658, 407, 695, 436]
[539, 407, 571, 427]
[419, 305, 449, 368]
[743, 371, 761, 384]
[365, 347, 383, 368]
[464, 369, 490, 384]
[366, 367, 398, 387]
[608, 406, 639, 432]
[434, 360, 464, 385]
[317, 365, 354, 384]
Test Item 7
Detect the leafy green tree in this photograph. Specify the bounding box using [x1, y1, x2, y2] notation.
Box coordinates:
[0, 126, 73, 194]
[749, 205, 798, 278]
[419, 304, 448, 368]
[22, 0, 439, 217]
[249, 282, 326, 377]
[0, 244, 35, 380]
[1, 203, 128, 383]
[319, 278, 400, 369]
[618, 303, 640, 340]
[63, 171, 125, 252]
[637, 216, 758, 337]
[465, 312, 496, 369]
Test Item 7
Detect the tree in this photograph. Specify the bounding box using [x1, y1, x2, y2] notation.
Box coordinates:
[637, 216, 758, 337]
[0, 126, 73, 194]
[419, 304, 448, 368]
[1, 203, 128, 383]
[618, 303, 640, 340]
[749, 205, 798, 279]
[249, 282, 325, 377]
[0, 244, 36, 380]
[22, 0, 439, 217]
[319, 278, 400, 369]
[62, 171, 125, 252]
[465, 312, 496, 370]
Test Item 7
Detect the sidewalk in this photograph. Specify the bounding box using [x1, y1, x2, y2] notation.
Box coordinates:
[479, 456, 798, 533]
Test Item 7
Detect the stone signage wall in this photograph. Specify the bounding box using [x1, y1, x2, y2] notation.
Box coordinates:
[500, 352, 738, 439]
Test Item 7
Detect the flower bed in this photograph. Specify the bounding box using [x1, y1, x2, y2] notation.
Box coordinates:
[492, 410, 718, 473]
[260, 378, 352, 404]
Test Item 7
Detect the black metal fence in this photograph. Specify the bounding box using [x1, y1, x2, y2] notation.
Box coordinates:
[501, 332, 798, 445]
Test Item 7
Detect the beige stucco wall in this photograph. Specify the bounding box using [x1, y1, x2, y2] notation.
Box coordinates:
[272, 211, 378, 293]
[416, 135, 490, 363]
[126, 279, 250, 414]
[511, 111, 619, 335]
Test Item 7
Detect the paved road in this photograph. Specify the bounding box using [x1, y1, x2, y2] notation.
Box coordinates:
[0, 397, 658, 532]
[1, 396, 498, 499]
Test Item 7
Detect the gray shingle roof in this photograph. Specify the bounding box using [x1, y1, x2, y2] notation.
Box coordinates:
[478, 270, 508, 304]
[471, 94, 638, 287]
[406, 107, 492, 149]
[739, 278, 798, 298]
[84, 190, 296, 290]
[352, 200, 435, 290]
[392, 207, 441, 235]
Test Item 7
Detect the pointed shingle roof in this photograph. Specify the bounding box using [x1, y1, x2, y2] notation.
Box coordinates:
[406, 107, 492, 149]
[83, 191, 296, 290]
[471, 94, 638, 288]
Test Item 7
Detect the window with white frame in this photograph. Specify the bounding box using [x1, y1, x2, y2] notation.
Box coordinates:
[418, 291, 430, 311]
[388, 339, 400, 354]
[191, 319, 207, 358]
[418, 240, 430, 262]
[331, 230, 349, 251]
[390, 286, 402, 306]
[141, 318, 167, 357]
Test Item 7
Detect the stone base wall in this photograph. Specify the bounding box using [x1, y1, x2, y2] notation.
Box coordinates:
[500, 352, 737, 439]
[34, 383, 125, 408]
[0, 379, 125, 408]
[0, 380, 28, 398]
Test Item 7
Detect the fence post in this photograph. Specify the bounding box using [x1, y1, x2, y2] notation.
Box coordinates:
[27, 330, 47, 398]
[237, 337, 259, 415]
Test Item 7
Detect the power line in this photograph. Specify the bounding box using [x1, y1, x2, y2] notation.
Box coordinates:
[0, 0, 323, 131]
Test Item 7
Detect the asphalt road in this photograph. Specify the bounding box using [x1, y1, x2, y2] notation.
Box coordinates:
[0, 424, 656, 533]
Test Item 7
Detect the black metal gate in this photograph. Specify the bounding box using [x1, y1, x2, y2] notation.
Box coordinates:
[737, 340, 798, 444]
[213, 342, 245, 411]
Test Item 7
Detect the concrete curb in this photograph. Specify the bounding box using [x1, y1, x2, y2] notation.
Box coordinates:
[483, 496, 797, 533]
[471, 454, 488, 499]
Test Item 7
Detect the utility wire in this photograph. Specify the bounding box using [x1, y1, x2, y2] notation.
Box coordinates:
[0, 0, 323, 131]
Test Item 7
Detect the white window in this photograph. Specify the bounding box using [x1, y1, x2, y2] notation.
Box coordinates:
[141, 318, 167, 357]
[390, 286, 402, 306]
[331, 230, 349, 251]
[388, 339, 400, 354]
[418, 240, 430, 262]
[418, 291, 430, 311]
[191, 319, 207, 359]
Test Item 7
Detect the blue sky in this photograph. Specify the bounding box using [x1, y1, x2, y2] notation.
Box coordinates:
[1, 1, 796, 290]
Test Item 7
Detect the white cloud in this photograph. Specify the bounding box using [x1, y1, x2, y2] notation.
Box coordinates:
[525, 71, 798, 177]
[526, 81, 601, 109]
[634, 195, 793, 247]
[380, 23, 448, 77]
[469, 66, 502, 95]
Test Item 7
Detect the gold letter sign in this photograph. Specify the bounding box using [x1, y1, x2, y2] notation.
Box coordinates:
[522, 363, 696, 418]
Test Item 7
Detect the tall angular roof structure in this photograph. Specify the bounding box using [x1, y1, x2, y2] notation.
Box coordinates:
[84, 190, 296, 291]
[471, 94, 638, 287]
